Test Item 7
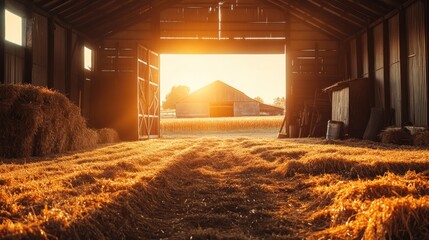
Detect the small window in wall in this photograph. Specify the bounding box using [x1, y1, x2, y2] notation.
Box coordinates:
[84, 46, 93, 71]
[5, 9, 23, 46]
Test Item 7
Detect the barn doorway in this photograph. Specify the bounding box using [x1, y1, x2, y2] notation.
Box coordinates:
[159, 53, 286, 137]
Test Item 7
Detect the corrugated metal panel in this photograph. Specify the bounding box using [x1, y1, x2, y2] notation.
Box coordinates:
[361, 32, 369, 78]
[406, 1, 427, 126]
[388, 14, 401, 126]
[31, 13, 48, 87]
[373, 23, 384, 108]
[53, 23, 66, 94]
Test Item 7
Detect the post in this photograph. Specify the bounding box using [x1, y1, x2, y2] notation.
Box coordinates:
[0, 0, 5, 84]
[24, 4, 33, 84]
[47, 17, 54, 88]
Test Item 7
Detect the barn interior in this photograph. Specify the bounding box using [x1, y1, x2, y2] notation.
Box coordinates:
[1, 0, 428, 141]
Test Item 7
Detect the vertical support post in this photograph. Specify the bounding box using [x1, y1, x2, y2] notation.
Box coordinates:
[383, 19, 391, 124]
[356, 34, 363, 78]
[399, 8, 409, 125]
[284, 11, 291, 136]
[151, 10, 160, 52]
[426, 0, 429, 126]
[47, 17, 54, 88]
[65, 28, 72, 96]
[24, 4, 33, 84]
[0, 0, 5, 84]
[367, 27, 376, 107]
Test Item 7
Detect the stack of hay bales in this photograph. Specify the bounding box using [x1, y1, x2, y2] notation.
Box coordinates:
[379, 127, 429, 146]
[0, 84, 99, 158]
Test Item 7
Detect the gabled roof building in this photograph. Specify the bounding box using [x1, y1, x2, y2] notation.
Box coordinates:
[176, 80, 284, 118]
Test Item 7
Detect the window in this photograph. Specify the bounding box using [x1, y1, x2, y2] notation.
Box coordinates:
[84, 46, 93, 71]
[5, 9, 23, 46]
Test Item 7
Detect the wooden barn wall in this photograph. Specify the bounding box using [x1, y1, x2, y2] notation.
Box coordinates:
[53, 23, 66, 94]
[332, 87, 349, 127]
[1, 1, 92, 122]
[31, 13, 48, 87]
[373, 23, 385, 109]
[92, 40, 139, 139]
[349, 39, 358, 79]
[406, 1, 427, 126]
[360, 32, 369, 78]
[388, 14, 402, 126]
[287, 15, 340, 133]
[345, 0, 428, 127]
[70, 33, 83, 106]
[4, 1, 25, 84]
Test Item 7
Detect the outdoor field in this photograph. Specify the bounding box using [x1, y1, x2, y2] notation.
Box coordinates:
[1, 118, 429, 239]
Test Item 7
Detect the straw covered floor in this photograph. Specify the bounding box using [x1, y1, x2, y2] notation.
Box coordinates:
[1, 138, 428, 239]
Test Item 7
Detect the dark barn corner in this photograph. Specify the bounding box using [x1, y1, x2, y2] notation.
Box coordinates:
[0, 0, 428, 140]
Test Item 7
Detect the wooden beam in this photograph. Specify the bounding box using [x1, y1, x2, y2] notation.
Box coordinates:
[47, 17, 54, 88]
[426, 0, 429, 126]
[310, 0, 367, 28]
[158, 39, 286, 54]
[367, 26, 375, 107]
[383, 19, 391, 123]
[290, 0, 359, 36]
[0, 0, 5, 84]
[24, 4, 33, 84]
[65, 28, 72, 97]
[78, 0, 150, 31]
[399, 8, 409, 124]
[265, 0, 347, 39]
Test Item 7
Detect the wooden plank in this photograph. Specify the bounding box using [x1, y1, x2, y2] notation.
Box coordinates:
[399, 9, 409, 124]
[65, 28, 72, 97]
[367, 28, 376, 107]
[0, 0, 5, 84]
[24, 4, 33, 84]
[383, 19, 391, 117]
[47, 17, 54, 88]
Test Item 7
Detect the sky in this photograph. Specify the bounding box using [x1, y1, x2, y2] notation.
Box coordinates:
[160, 54, 286, 105]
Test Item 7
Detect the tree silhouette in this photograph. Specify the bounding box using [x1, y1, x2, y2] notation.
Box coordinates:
[162, 85, 190, 110]
[273, 97, 285, 108]
[254, 96, 264, 103]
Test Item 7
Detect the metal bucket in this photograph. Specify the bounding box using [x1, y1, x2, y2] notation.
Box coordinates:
[326, 120, 343, 140]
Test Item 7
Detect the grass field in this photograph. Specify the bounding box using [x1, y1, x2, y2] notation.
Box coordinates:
[161, 116, 283, 137]
[1, 135, 429, 239]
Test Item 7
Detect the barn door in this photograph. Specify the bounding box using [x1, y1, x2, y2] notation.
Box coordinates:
[137, 45, 160, 139]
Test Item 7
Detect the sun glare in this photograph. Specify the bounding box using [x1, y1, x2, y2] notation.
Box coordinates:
[160, 54, 286, 105]
[5, 9, 23, 46]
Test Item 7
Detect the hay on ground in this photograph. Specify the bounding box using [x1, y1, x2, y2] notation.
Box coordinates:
[96, 128, 120, 144]
[0, 84, 97, 158]
[379, 128, 412, 145]
[413, 131, 429, 147]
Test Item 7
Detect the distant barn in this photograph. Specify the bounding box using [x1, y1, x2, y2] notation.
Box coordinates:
[175, 80, 284, 118]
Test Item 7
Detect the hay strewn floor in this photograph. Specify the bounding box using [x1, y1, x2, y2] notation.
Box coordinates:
[1, 138, 429, 239]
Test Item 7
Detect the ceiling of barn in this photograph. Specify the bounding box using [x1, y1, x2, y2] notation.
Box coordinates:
[23, 0, 408, 40]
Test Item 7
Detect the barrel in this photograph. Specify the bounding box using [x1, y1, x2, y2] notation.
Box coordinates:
[326, 120, 343, 140]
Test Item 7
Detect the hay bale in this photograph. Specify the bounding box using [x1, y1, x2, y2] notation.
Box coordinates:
[379, 128, 412, 145]
[0, 84, 97, 158]
[413, 131, 429, 147]
[96, 128, 120, 144]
